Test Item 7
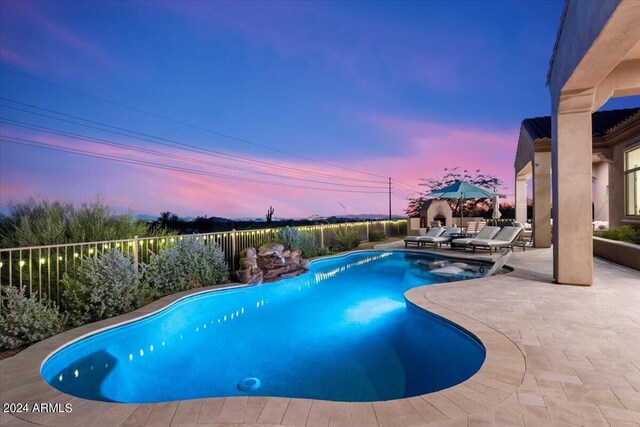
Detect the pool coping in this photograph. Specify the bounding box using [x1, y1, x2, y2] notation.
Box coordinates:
[0, 250, 526, 426]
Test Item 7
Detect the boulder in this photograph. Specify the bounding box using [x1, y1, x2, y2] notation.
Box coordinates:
[258, 243, 284, 256]
[234, 244, 310, 284]
[257, 254, 285, 270]
[235, 268, 263, 285]
[285, 258, 300, 268]
[263, 266, 291, 281]
[239, 257, 257, 270]
[280, 270, 304, 279]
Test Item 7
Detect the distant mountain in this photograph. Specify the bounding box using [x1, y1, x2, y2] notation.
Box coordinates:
[135, 214, 158, 222]
[338, 214, 406, 220]
[136, 213, 405, 222]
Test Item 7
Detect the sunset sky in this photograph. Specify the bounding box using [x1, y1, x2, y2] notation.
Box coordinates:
[1, 0, 638, 219]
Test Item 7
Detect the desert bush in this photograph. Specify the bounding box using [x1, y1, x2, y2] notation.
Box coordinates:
[275, 226, 319, 257]
[314, 246, 332, 257]
[68, 199, 154, 242]
[145, 238, 229, 297]
[1, 197, 163, 248]
[331, 225, 361, 251]
[298, 232, 318, 257]
[0, 287, 65, 350]
[2, 198, 72, 247]
[598, 225, 640, 245]
[275, 226, 302, 251]
[368, 230, 386, 242]
[61, 250, 146, 326]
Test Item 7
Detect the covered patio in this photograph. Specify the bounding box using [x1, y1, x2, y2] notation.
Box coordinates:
[514, 108, 640, 248]
[545, 0, 640, 285]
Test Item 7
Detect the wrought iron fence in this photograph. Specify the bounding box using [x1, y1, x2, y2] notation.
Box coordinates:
[486, 218, 533, 227]
[0, 220, 406, 308]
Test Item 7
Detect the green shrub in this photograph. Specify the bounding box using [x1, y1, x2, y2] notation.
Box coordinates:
[1, 197, 163, 248]
[368, 230, 386, 242]
[298, 232, 318, 257]
[314, 246, 332, 257]
[331, 225, 361, 251]
[68, 199, 154, 243]
[61, 250, 146, 326]
[599, 225, 640, 245]
[0, 286, 65, 350]
[274, 226, 318, 257]
[145, 238, 229, 297]
[3, 198, 72, 247]
[275, 226, 302, 251]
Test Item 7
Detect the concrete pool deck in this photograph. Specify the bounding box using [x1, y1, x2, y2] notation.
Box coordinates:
[1, 245, 639, 426]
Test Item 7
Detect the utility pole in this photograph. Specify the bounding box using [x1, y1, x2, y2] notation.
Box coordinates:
[388, 177, 392, 220]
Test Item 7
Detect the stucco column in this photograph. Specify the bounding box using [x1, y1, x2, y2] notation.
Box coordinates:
[592, 161, 610, 222]
[515, 177, 527, 224]
[552, 111, 593, 285]
[533, 152, 552, 248]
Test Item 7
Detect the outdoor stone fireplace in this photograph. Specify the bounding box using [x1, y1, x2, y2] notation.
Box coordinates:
[420, 199, 453, 228]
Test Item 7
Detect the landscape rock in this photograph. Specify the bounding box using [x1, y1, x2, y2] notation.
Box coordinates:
[256, 254, 285, 270]
[234, 244, 310, 284]
[240, 257, 257, 269]
[258, 243, 284, 256]
[235, 268, 263, 285]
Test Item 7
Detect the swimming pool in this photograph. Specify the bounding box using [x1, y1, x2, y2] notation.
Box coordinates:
[41, 250, 487, 403]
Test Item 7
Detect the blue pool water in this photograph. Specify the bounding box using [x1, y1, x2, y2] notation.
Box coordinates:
[41, 251, 486, 403]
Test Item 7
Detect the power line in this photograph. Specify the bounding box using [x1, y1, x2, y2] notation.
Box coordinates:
[0, 67, 388, 179]
[0, 136, 388, 194]
[0, 99, 388, 184]
[393, 181, 422, 194]
[393, 178, 422, 191]
[0, 118, 387, 189]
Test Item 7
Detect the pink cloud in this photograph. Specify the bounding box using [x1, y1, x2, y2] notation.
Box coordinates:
[0, 113, 519, 217]
[355, 114, 519, 201]
[0, 47, 35, 71]
[0, 127, 394, 217]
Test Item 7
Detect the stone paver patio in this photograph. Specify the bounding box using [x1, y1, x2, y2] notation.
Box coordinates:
[1, 244, 639, 426]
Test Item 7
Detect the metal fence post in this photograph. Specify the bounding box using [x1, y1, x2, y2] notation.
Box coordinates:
[320, 226, 325, 248]
[231, 229, 237, 269]
[366, 221, 370, 241]
[383, 222, 387, 236]
[133, 235, 139, 279]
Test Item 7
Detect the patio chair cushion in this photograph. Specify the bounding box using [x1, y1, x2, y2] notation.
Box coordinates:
[424, 227, 446, 237]
[466, 222, 477, 235]
[471, 226, 522, 247]
[450, 226, 500, 247]
[417, 227, 461, 243]
[474, 226, 500, 240]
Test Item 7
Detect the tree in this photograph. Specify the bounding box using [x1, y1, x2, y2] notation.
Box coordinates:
[405, 167, 503, 217]
[158, 211, 179, 228]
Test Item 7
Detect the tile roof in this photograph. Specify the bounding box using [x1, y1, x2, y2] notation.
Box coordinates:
[522, 107, 640, 141]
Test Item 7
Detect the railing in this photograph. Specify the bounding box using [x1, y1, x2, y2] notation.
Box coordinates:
[0, 220, 407, 307]
[486, 218, 533, 227]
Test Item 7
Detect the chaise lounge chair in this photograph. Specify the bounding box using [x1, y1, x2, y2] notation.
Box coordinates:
[429, 249, 513, 278]
[404, 227, 445, 248]
[450, 226, 500, 250]
[417, 227, 463, 250]
[470, 226, 523, 253]
[465, 221, 477, 236]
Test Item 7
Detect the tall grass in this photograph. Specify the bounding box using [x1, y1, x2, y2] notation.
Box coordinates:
[1, 197, 164, 248]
